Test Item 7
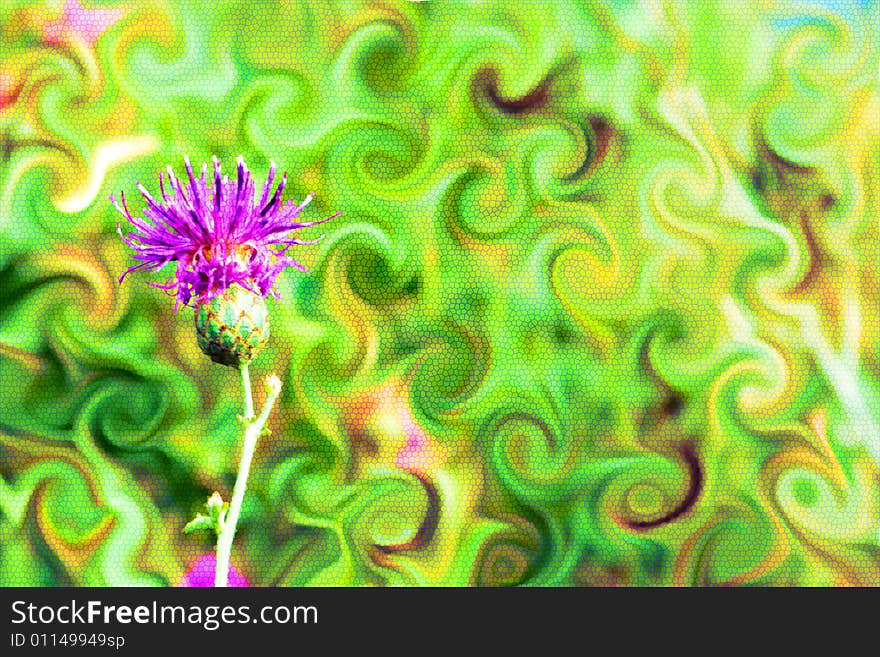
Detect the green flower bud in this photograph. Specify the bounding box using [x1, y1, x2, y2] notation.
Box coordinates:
[194, 284, 270, 367]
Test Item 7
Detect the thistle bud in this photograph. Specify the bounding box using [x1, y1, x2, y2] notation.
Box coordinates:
[194, 284, 270, 367]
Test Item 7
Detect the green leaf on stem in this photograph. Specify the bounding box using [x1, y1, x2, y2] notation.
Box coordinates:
[183, 514, 213, 534]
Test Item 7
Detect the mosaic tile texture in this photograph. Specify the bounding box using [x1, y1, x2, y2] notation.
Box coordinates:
[0, 0, 879, 586]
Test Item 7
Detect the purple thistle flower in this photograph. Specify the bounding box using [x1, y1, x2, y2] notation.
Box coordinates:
[111, 156, 339, 308]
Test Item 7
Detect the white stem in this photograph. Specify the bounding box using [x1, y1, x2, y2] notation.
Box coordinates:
[240, 363, 254, 420]
[214, 366, 281, 587]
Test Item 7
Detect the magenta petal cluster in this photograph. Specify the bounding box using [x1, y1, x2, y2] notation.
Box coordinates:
[112, 156, 338, 308]
[180, 553, 248, 588]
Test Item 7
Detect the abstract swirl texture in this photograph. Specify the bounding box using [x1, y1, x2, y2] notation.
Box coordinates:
[0, 0, 878, 586]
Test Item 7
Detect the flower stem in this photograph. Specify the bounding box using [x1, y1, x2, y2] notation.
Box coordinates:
[240, 363, 254, 420]
[214, 365, 281, 587]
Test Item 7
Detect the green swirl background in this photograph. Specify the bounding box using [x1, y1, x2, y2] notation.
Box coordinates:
[0, 0, 879, 586]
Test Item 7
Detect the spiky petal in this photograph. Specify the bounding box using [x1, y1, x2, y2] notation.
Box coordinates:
[112, 156, 339, 308]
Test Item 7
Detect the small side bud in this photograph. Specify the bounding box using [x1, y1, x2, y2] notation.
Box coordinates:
[206, 491, 228, 527]
[265, 374, 282, 396]
[207, 491, 224, 514]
